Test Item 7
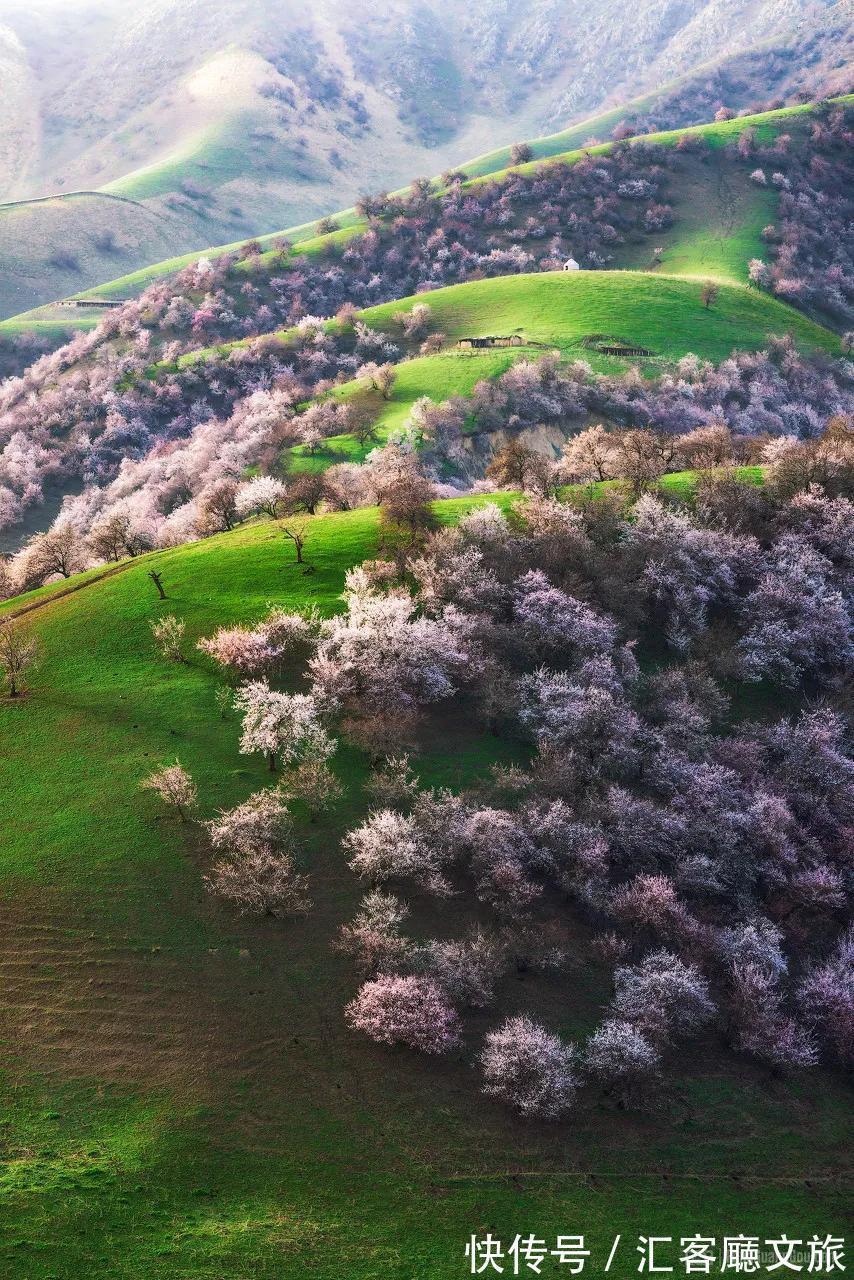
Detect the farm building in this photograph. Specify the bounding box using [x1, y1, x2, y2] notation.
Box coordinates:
[455, 334, 525, 350]
[61, 297, 127, 309]
[594, 342, 654, 356]
[563, 257, 580, 271]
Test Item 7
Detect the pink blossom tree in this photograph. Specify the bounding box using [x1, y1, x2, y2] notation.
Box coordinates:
[345, 974, 460, 1052]
[336, 891, 411, 975]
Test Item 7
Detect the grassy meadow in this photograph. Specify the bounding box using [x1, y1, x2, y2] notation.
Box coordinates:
[362, 272, 839, 359]
[0, 486, 850, 1278]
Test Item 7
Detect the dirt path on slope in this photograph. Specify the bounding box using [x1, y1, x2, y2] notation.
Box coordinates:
[2, 556, 156, 622]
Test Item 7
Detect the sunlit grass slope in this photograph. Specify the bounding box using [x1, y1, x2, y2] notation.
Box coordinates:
[362, 272, 840, 361]
[286, 271, 839, 472]
[287, 349, 523, 471]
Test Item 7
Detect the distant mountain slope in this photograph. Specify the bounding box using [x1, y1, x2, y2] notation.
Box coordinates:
[0, 192, 190, 320]
[0, 0, 850, 320]
[1, 95, 849, 554]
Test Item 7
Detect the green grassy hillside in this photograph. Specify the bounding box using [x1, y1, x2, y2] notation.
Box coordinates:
[6, 96, 847, 339]
[0, 488, 850, 1278]
[364, 272, 839, 359]
[279, 271, 839, 472]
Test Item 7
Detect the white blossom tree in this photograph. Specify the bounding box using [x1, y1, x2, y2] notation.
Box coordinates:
[206, 787, 290, 856]
[584, 1019, 661, 1103]
[343, 808, 449, 894]
[480, 1016, 579, 1118]
[140, 761, 198, 820]
[234, 681, 334, 771]
[235, 475, 289, 521]
[205, 847, 311, 918]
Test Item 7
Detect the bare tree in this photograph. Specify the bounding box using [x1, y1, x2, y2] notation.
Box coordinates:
[282, 516, 310, 564]
[0, 619, 40, 697]
[198, 479, 239, 533]
[700, 281, 720, 309]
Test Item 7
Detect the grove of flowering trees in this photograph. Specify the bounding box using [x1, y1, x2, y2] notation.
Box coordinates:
[320, 476, 853, 1113]
[138, 428, 854, 1119]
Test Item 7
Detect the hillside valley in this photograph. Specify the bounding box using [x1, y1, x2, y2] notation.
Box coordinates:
[0, 25, 853, 1280]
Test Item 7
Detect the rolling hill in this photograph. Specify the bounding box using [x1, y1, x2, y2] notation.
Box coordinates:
[0, 91, 849, 554]
[0, 0, 850, 320]
[3, 93, 833, 338]
[1, 486, 851, 1277]
[259, 271, 841, 471]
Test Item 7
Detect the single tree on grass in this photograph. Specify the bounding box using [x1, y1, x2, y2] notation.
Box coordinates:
[285, 473, 327, 516]
[205, 847, 311, 918]
[279, 757, 342, 818]
[282, 515, 310, 564]
[148, 570, 167, 599]
[140, 761, 197, 820]
[701, 281, 719, 309]
[376, 466, 438, 568]
[0, 619, 40, 698]
[480, 1016, 579, 1118]
[344, 808, 438, 889]
[360, 361, 397, 400]
[510, 142, 533, 165]
[336, 890, 411, 975]
[345, 974, 460, 1053]
[352, 415, 379, 447]
[150, 615, 186, 662]
[584, 1018, 661, 1106]
[234, 681, 334, 772]
[22, 524, 83, 584]
[206, 787, 291, 858]
[203, 787, 311, 913]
